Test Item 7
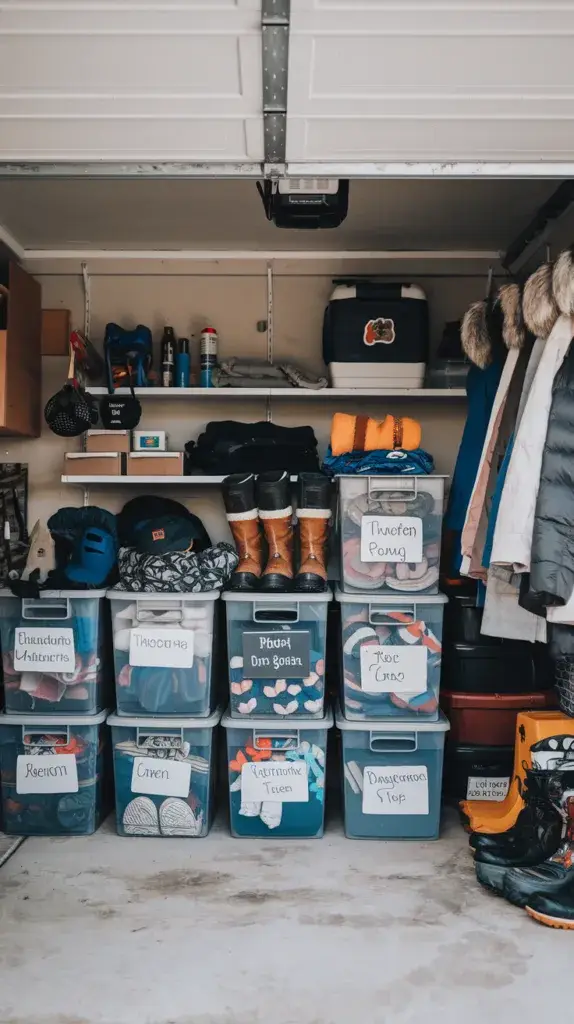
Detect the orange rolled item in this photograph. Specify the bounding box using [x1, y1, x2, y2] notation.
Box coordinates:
[331, 412, 422, 457]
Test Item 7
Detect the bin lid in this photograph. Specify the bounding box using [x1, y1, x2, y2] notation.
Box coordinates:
[108, 707, 222, 729]
[0, 588, 107, 599]
[222, 590, 332, 603]
[106, 589, 220, 602]
[441, 691, 556, 710]
[0, 708, 110, 726]
[335, 707, 450, 733]
[336, 474, 449, 480]
[335, 589, 447, 605]
[221, 707, 334, 730]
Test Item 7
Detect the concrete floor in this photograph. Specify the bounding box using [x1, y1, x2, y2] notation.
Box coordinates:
[0, 811, 569, 1024]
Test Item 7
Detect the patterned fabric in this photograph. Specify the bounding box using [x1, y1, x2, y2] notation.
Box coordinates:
[114, 541, 238, 593]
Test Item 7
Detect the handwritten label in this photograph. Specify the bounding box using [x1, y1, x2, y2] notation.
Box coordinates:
[360, 516, 423, 563]
[242, 630, 310, 679]
[360, 645, 428, 695]
[131, 756, 191, 798]
[466, 776, 510, 802]
[14, 627, 75, 674]
[362, 764, 429, 815]
[16, 754, 79, 794]
[129, 628, 194, 669]
[241, 761, 309, 802]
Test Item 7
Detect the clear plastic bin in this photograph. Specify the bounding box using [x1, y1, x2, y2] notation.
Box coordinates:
[337, 590, 447, 721]
[108, 709, 220, 837]
[0, 589, 110, 715]
[223, 591, 331, 720]
[108, 591, 219, 717]
[336, 709, 449, 839]
[339, 475, 446, 595]
[0, 709, 109, 836]
[222, 708, 333, 838]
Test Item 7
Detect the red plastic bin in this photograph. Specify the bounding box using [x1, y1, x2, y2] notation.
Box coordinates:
[440, 690, 557, 747]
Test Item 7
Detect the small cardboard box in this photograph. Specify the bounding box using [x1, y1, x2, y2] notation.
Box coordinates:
[86, 430, 131, 454]
[41, 309, 71, 356]
[126, 452, 184, 476]
[64, 452, 123, 476]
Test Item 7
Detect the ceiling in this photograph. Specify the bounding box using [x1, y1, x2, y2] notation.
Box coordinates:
[0, 177, 558, 253]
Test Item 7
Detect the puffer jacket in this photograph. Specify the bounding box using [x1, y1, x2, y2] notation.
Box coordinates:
[523, 334, 574, 617]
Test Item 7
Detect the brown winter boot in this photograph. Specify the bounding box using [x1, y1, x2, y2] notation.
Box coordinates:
[257, 470, 294, 592]
[221, 473, 264, 590]
[294, 472, 332, 593]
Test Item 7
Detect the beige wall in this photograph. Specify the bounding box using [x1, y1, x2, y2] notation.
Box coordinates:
[3, 258, 474, 541]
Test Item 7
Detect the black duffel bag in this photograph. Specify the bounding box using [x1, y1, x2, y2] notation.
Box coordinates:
[185, 421, 320, 475]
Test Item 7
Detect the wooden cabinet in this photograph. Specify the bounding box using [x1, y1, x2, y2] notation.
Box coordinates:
[0, 261, 42, 438]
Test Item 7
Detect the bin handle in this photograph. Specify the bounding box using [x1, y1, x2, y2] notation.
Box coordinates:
[367, 477, 419, 504]
[22, 726, 71, 746]
[369, 732, 418, 753]
[253, 604, 299, 624]
[136, 727, 186, 749]
[135, 599, 184, 623]
[253, 729, 299, 750]
[21, 597, 72, 621]
[369, 604, 417, 626]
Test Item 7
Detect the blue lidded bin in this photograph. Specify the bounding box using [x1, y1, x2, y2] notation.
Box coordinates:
[337, 590, 447, 721]
[0, 589, 111, 715]
[337, 708, 449, 839]
[108, 591, 219, 717]
[0, 709, 109, 836]
[223, 591, 331, 720]
[108, 709, 220, 837]
[222, 708, 333, 838]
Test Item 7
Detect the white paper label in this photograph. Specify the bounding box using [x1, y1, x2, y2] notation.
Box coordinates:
[16, 754, 79, 794]
[360, 645, 428, 695]
[131, 756, 191, 798]
[362, 764, 429, 815]
[241, 761, 309, 803]
[360, 516, 423, 563]
[466, 776, 510, 802]
[13, 627, 75, 674]
[129, 628, 194, 669]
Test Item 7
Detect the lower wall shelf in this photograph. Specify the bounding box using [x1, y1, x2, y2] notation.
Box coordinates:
[61, 475, 298, 485]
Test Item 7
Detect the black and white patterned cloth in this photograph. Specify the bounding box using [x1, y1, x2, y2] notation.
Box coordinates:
[113, 541, 238, 593]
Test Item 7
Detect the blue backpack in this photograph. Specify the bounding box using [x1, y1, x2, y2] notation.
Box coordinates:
[104, 323, 153, 389]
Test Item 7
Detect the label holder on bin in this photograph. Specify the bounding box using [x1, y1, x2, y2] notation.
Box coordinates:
[369, 731, 418, 753]
[22, 726, 72, 746]
[369, 603, 418, 626]
[366, 477, 420, 506]
[253, 729, 300, 750]
[252, 603, 300, 624]
[136, 727, 186, 749]
[135, 599, 184, 624]
[22, 597, 72, 621]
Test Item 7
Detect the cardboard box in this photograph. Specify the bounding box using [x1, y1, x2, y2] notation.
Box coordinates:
[126, 452, 184, 476]
[41, 309, 70, 356]
[86, 430, 131, 454]
[64, 452, 123, 476]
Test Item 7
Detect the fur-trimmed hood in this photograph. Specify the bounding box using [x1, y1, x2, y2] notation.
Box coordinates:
[461, 283, 525, 369]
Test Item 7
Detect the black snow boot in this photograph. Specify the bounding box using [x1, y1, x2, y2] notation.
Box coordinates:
[474, 769, 565, 895]
[294, 472, 332, 593]
[526, 875, 574, 929]
[502, 766, 574, 908]
[221, 473, 264, 591]
[470, 769, 561, 854]
[257, 471, 294, 592]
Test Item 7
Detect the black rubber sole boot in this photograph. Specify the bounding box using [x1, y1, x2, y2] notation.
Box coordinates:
[475, 860, 509, 895]
[293, 572, 328, 593]
[503, 862, 571, 908]
[228, 571, 259, 591]
[260, 572, 292, 592]
[526, 877, 574, 929]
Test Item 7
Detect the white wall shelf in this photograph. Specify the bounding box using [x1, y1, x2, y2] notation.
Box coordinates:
[86, 387, 467, 400]
[61, 475, 298, 486]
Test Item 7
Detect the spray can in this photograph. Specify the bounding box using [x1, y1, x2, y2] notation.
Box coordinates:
[175, 337, 191, 388]
[161, 326, 176, 388]
[200, 326, 218, 388]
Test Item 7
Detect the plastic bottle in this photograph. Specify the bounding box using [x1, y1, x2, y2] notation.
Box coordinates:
[161, 326, 176, 388]
[175, 337, 191, 388]
[200, 326, 218, 388]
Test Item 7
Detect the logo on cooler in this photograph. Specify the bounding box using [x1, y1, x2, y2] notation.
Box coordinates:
[363, 318, 396, 346]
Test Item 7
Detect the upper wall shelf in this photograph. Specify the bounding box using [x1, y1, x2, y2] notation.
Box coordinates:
[87, 387, 467, 400]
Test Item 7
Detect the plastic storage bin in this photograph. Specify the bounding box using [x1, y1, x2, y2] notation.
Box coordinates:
[0, 589, 110, 715]
[441, 690, 556, 747]
[109, 708, 220, 837]
[339, 475, 445, 595]
[222, 708, 333, 838]
[223, 591, 331, 719]
[0, 709, 109, 836]
[443, 743, 514, 803]
[337, 589, 447, 721]
[337, 709, 449, 840]
[108, 591, 219, 717]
